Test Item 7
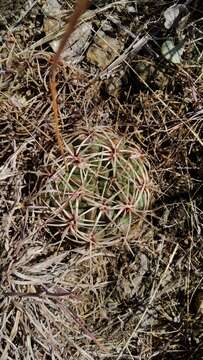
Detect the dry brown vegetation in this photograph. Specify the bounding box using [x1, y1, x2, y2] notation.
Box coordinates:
[0, 1, 203, 359]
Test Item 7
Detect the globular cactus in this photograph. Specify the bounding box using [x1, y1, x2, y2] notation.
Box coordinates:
[41, 127, 152, 245]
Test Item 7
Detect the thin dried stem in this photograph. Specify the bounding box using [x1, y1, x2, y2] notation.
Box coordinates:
[50, 0, 91, 160]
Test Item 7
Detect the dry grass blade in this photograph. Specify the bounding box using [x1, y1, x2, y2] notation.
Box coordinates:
[58, 302, 107, 353]
[116, 244, 179, 359]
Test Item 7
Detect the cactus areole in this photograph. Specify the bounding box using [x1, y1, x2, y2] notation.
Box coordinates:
[43, 128, 152, 244]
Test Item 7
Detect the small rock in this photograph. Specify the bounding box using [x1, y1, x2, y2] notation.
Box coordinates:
[43, 0, 63, 50]
[42, 0, 61, 18]
[127, 5, 137, 15]
[51, 21, 92, 63]
[86, 30, 124, 69]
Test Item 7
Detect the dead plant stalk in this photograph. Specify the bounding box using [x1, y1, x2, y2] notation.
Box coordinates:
[50, 0, 91, 160]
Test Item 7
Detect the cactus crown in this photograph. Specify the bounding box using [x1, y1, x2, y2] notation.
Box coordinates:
[42, 127, 151, 245]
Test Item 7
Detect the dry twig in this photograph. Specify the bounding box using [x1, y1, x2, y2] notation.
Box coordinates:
[50, 0, 91, 160]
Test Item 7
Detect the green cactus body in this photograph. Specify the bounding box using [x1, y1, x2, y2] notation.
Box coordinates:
[42, 127, 152, 244]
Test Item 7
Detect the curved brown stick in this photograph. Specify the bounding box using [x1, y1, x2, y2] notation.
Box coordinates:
[50, 0, 91, 159]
